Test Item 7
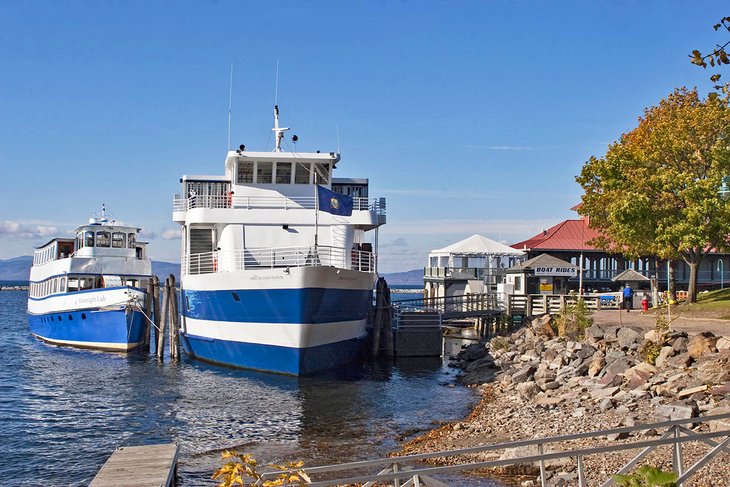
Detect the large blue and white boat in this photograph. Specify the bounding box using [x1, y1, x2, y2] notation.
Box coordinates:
[27, 209, 152, 351]
[172, 105, 386, 375]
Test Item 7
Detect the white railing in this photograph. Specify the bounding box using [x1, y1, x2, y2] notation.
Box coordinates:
[172, 195, 385, 214]
[182, 246, 375, 275]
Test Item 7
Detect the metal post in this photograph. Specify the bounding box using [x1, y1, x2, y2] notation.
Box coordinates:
[673, 425, 684, 484]
[577, 455, 586, 487]
[538, 443, 547, 487]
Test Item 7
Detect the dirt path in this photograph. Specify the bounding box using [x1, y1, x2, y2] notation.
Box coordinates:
[591, 309, 730, 336]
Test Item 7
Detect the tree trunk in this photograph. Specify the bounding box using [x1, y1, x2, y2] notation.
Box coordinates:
[684, 249, 703, 304]
[668, 260, 677, 302]
[687, 261, 699, 303]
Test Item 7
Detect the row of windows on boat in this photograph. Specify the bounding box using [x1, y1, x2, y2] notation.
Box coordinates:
[29, 276, 144, 298]
[38, 313, 88, 323]
[236, 161, 330, 185]
[77, 231, 137, 250]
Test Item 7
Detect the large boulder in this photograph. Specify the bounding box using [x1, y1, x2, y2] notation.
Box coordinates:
[687, 333, 718, 360]
[694, 352, 730, 384]
[617, 327, 643, 349]
[716, 337, 730, 352]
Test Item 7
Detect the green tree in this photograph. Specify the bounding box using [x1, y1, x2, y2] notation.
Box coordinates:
[577, 87, 730, 303]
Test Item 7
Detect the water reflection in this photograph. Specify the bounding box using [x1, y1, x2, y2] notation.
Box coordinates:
[0, 291, 489, 486]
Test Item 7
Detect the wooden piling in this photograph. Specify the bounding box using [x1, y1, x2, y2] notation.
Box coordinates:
[383, 282, 394, 357]
[143, 279, 154, 351]
[372, 277, 385, 357]
[168, 274, 180, 361]
[157, 278, 169, 360]
[152, 275, 161, 352]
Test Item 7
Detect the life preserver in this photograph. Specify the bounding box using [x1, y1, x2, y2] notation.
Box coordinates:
[212, 255, 218, 272]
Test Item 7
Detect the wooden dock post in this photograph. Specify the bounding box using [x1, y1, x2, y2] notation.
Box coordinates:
[168, 274, 180, 361]
[157, 277, 169, 361]
[143, 279, 154, 351]
[89, 443, 179, 487]
[372, 277, 385, 357]
[152, 275, 161, 353]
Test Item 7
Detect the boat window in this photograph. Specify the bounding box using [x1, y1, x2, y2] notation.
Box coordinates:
[96, 231, 111, 247]
[112, 232, 126, 248]
[52, 279, 56, 294]
[256, 161, 273, 184]
[313, 163, 330, 184]
[60, 277, 66, 292]
[294, 163, 311, 184]
[80, 277, 94, 290]
[275, 162, 292, 184]
[237, 161, 254, 184]
[128, 233, 136, 248]
[68, 278, 79, 292]
[84, 231, 95, 247]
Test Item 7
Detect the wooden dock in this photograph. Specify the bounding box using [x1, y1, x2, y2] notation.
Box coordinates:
[89, 443, 179, 487]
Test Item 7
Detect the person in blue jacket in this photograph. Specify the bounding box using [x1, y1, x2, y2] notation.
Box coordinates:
[623, 284, 634, 312]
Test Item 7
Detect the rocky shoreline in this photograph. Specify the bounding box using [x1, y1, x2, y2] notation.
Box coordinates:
[400, 314, 730, 486]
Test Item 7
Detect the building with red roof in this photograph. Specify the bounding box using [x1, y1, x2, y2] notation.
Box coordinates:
[510, 208, 728, 292]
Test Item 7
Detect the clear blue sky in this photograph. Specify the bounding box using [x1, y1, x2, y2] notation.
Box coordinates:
[0, 1, 723, 272]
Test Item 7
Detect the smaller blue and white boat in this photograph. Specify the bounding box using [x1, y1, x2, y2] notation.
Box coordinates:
[27, 208, 152, 351]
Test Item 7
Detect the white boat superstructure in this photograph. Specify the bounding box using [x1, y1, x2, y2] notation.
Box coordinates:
[172, 105, 386, 374]
[27, 209, 152, 351]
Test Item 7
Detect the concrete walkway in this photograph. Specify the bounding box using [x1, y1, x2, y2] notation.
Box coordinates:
[591, 309, 730, 337]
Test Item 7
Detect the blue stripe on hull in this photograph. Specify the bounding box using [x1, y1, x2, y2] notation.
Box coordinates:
[182, 288, 372, 324]
[182, 333, 366, 375]
[28, 309, 146, 351]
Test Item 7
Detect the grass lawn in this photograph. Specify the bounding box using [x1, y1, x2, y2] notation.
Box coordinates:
[668, 288, 730, 320]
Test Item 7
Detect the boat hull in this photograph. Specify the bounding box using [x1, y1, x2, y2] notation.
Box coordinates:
[27, 287, 148, 352]
[180, 266, 375, 375]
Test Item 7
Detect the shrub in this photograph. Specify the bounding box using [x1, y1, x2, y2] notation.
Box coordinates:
[613, 465, 678, 486]
[640, 340, 662, 365]
[212, 451, 310, 487]
[555, 298, 593, 340]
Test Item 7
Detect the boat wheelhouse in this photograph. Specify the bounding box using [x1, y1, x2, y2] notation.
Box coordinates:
[172, 106, 386, 375]
[27, 210, 152, 351]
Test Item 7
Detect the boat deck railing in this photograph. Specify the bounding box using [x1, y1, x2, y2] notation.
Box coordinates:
[182, 245, 375, 275]
[172, 195, 386, 215]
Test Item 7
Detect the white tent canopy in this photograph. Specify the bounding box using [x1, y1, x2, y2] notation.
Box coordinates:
[428, 234, 525, 268]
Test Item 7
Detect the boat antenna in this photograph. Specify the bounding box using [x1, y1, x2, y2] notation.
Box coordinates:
[274, 60, 279, 106]
[272, 105, 290, 152]
[336, 124, 340, 154]
[227, 63, 233, 151]
[271, 61, 289, 152]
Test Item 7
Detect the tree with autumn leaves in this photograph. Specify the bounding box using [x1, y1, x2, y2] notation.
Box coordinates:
[576, 87, 730, 303]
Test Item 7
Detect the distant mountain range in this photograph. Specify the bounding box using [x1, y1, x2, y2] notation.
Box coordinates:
[379, 268, 422, 286]
[0, 256, 180, 283]
[0, 255, 420, 286]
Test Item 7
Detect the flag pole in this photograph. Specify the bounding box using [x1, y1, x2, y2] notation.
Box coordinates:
[314, 174, 319, 249]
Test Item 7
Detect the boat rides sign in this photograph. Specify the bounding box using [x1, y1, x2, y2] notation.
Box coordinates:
[534, 266, 577, 277]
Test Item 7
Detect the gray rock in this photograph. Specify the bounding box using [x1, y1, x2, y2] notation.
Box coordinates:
[617, 327, 643, 349]
[672, 336, 689, 353]
[512, 364, 537, 383]
[655, 401, 699, 422]
[599, 398, 614, 411]
[585, 325, 604, 342]
[655, 346, 675, 367]
[605, 356, 632, 375]
[576, 344, 597, 359]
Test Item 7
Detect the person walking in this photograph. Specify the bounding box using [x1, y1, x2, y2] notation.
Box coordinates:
[623, 284, 634, 312]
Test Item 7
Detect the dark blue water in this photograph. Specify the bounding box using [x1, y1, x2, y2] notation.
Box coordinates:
[0, 291, 496, 486]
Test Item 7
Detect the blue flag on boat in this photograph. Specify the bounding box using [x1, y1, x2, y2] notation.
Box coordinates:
[317, 185, 353, 216]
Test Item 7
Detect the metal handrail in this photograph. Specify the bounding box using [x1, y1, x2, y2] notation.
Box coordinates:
[172, 195, 385, 214]
[257, 413, 730, 487]
[182, 245, 375, 275]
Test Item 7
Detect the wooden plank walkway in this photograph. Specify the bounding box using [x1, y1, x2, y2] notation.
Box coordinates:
[89, 443, 179, 487]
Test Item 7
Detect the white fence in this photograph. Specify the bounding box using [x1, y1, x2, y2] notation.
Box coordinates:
[173, 195, 385, 214]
